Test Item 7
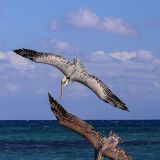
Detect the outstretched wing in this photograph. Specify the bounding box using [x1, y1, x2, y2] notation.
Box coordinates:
[48, 93, 104, 149]
[74, 73, 128, 111]
[13, 48, 74, 75]
[48, 93, 132, 160]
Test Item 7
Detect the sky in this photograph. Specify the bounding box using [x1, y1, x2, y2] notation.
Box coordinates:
[0, 0, 160, 120]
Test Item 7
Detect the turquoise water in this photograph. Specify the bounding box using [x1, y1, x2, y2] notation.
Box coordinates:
[0, 120, 159, 159]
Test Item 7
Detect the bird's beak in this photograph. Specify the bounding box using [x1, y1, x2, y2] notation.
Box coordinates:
[60, 83, 64, 99]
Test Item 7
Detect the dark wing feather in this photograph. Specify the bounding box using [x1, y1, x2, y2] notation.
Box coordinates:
[48, 93, 104, 149]
[13, 48, 73, 75]
[48, 93, 132, 160]
[75, 73, 128, 111]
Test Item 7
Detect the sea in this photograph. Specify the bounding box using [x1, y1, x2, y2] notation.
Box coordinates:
[0, 120, 159, 160]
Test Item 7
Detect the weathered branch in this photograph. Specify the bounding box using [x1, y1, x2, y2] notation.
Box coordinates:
[48, 93, 132, 160]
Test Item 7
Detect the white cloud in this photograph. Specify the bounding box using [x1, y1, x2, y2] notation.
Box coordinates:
[110, 51, 136, 61]
[0, 49, 159, 100]
[6, 83, 18, 92]
[88, 51, 112, 62]
[8, 53, 35, 70]
[100, 17, 137, 36]
[0, 50, 37, 96]
[89, 50, 153, 62]
[122, 50, 153, 62]
[85, 49, 160, 97]
[68, 8, 138, 36]
[68, 8, 100, 28]
[136, 50, 153, 62]
[0, 52, 6, 59]
[47, 39, 79, 53]
[0, 50, 63, 96]
[0, 51, 35, 70]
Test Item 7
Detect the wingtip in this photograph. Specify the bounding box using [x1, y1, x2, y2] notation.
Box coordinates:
[122, 105, 129, 112]
[13, 49, 22, 54]
[48, 92, 51, 97]
[48, 92, 53, 104]
[126, 108, 130, 112]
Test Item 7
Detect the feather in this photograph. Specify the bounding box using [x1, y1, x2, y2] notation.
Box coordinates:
[14, 48, 129, 111]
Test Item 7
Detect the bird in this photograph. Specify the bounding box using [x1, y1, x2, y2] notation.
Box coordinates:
[13, 48, 128, 111]
[48, 93, 132, 160]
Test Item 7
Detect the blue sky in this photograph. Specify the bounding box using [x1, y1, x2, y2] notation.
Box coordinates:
[0, 0, 160, 120]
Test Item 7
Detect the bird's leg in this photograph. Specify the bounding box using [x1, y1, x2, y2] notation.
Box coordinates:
[60, 82, 64, 99]
[97, 151, 104, 160]
[94, 148, 104, 160]
[60, 76, 70, 99]
[60, 58, 81, 99]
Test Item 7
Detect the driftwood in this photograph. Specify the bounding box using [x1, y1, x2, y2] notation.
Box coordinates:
[48, 93, 132, 160]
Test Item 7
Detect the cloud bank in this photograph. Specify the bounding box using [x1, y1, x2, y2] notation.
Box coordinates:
[67, 8, 138, 36]
[44, 39, 79, 53]
[85, 50, 160, 98]
[89, 50, 153, 62]
[0, 49, 160, 100]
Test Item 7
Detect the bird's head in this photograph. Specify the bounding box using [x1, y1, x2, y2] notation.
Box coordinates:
[60, 76, 70, 99]
[61, 75, 70, 86]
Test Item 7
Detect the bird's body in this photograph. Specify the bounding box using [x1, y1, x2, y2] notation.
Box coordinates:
[14, 48, 128, 111]
[48, 93, 132, 160]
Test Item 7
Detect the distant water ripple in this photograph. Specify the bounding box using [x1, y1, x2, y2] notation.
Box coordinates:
[0, 120, 159, 160]
[0, 139, 159, 150]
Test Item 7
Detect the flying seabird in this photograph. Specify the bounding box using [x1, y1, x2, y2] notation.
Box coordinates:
[48, 93, 132, 160]
[14, 48, 128, 111]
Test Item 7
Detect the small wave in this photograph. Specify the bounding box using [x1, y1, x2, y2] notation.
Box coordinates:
[123, 140, 160, 146]
[0, 140, 90, 150]
[0, 139, 159, 151]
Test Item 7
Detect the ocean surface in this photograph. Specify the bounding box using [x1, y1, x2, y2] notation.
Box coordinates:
[0, 120, 159, 160]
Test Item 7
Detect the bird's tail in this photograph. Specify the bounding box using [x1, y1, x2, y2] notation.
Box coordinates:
[105, 95, 129, 111]
[13, 48, 43, 61]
